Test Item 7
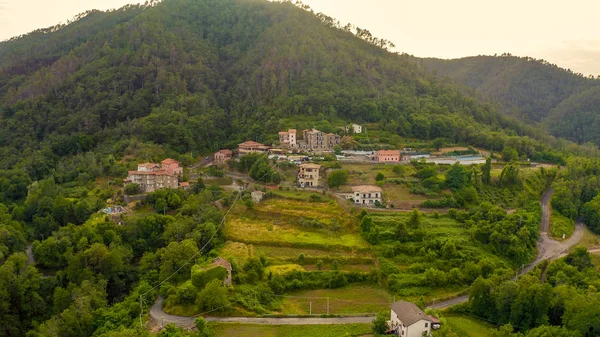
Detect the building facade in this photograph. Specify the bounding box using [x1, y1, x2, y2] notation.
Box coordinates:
[127, 171, 178, 193]
[376, 150, 401, 162]
[214, 149, 233, 164]
[352, 123, 362, 134]
[297, 163, 321, 187]
[161, 158, 183, 175]
[352, 185, 383, 205]
[389, 301, 433, 337]
[278, 129, 297, 148]
[238, 141, 270, 155]
[297, 128, 341, 152]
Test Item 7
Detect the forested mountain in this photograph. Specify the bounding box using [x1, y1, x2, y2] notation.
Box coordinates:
[0, 0, 580, 183]
[420, 55, 600, 145]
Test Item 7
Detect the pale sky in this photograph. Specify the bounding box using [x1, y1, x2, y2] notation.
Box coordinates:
[1, 0, 599, 75]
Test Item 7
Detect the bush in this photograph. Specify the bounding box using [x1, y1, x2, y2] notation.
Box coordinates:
[124, 183, 141, 195]
[309, 194, 322, 202]
[191, 265, 228, 289]
[421, 197, 460, 208]
[375, 172, 385, 181]
[327, 170, 349, 188]
[372, 311, 388, 334]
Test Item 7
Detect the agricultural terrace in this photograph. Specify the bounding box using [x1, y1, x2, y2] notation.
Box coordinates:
[224, 197, 368, 251]
[210, 323, 372, 337]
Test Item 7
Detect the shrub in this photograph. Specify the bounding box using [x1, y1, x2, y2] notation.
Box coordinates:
[309, 194, 322, 202]
[191, 265, 228, 289]
[124, 183, 141, 195]
[375, 172, 385, 181]
[327, 170, 349, 188]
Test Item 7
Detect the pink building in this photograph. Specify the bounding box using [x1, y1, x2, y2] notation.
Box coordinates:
[161, 158, 183, 175]
[214, 149, 233, 164]
[376, 150, 401, 162]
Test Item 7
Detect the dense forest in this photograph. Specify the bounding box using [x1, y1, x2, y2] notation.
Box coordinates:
[1, 0, 600, 337]
[420, 55, 600, 145]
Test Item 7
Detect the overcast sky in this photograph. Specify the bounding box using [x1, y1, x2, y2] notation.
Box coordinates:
[1, 0, 599, 75]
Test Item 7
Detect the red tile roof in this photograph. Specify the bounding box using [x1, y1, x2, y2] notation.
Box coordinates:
[161, 158, 179, 165]
[238, 141, 268, 148]
[217, 149, 233, 155]
[128, 170, 176, 176]
[377, 150, 400, 155]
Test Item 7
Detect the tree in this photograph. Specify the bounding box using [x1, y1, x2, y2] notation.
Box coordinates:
[327, 170, 348, 188]
[432, 138, 446, 150]
[482, 157, 492, 185]
[333, 145, 342, 155]
[470, 276, 494, 318]
[124, 183, 141, 195]
[197, 279, 230, 311]
[446, 163, 468, 190]
[375, 172, 385, 181]
[502, 146, 519, 162]
[372, 311, 388, 334]
[407, 209, 421, 229]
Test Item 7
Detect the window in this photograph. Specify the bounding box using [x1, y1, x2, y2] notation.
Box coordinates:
[425, 323, 428, 328]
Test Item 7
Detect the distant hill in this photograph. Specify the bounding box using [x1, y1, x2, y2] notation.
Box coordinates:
[419, 55, 600, 144]
[0, 0, 575, 181]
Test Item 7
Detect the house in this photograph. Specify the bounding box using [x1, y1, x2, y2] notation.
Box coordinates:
[389, 300, 433, 337]
[137, 163, 161, 172]
[214, 149, 233, 164]
[376, 150, 401, 162]
[161, 158, 183, 175]
[179, 182, 190, 191]
[297, 163, 321, 188]
[238, 141, 270, 155]
[127, 170, 178, 193]
[352, 123, 362, 134]
[211, 257, 233, 287]
[251, 190, 265, 203]
[278, 129, 297, 148]
[352, 185, 383, 205]
[326, 133, 341, 148]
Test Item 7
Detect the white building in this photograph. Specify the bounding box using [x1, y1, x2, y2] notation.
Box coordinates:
[352, 123, 362, 134]
[352, 185, 382, 205]
[389, 301, 433, 337]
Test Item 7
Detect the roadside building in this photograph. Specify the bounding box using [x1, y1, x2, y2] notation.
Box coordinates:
[376, 150, 401, 162]
[127, 170, 178, 193]
[352, 185, 383, 205]
[214, 149, 233, 164]
[351, 123, 362, 134]
[389, 300, 433, 337]
[297, 163, 322, 188]
[211, 257, 233, 287]
[238, 141, 270, 155]
[251, 190, 265, 203]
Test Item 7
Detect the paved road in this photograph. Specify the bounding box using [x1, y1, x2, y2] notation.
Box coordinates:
[149, 297, 374, 328]
[430, 189, 585, 309]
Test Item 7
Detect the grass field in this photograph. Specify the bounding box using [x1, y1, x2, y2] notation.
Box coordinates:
[577, 227, 600, 248]
[443, 315, 495, 337]
[550, 210, 575, 239]
[271, 189, 332, 202]
[210, 323, 372, 337]
[224, 199, 369, 251]
[279, 284, 392, 315]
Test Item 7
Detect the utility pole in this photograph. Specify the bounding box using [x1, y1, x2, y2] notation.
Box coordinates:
[310, 301, 312, 315]
[327, 297, 330, 315]
[139, 296, 143, 327]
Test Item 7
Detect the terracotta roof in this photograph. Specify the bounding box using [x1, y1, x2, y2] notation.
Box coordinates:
[279, 131, 288, 135]
[390, 301, 431, 326]
[128, 170, 176, 176]
[288, 129, 297, 133]
[377, 150, 401, 155]
[299, 163, 321, 169]
[138, 162, 160, 168]
[238, 141, 268, 148]
[352, 185, 383, 193]
[216, 149, 233, 155]
[161, 158, 179, 165]
[428, 315, 440, 324]
[179, 182, 190, 187]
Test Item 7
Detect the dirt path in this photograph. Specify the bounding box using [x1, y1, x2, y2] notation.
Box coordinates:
[430, 189, 586, 309]
[149, 297, 374, 328]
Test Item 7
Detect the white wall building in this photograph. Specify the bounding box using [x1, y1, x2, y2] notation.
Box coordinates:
[352, 185, 382, 205]
[389, 301, 433, 337]
[352, 123, 362, 134]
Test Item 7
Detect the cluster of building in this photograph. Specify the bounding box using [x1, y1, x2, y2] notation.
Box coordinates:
[279, 128, 341, 151]
[124, 158, 184, 193]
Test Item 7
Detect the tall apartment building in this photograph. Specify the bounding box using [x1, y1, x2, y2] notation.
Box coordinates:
[278, 129, 297, 148]
[297, 128, 340, 152]
[124, 159, 181, 193]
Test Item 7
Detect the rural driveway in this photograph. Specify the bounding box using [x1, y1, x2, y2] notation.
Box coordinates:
[149, 297, 374, 328]
[430, 188, 586, 309]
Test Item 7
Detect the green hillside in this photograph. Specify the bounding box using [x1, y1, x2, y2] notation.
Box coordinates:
[0, 0, 580, 183]
[420, 55, 600, 145]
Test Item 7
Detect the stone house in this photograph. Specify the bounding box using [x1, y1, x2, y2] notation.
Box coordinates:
[278, 129, 297, 148]
[211, 257, 233, 286]
[214, 149, 233, 164]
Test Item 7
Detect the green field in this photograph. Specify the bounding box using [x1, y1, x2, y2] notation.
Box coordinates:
[279, 284, 392, 315]
[550, 209, 575, 239]
[443, 315, 495, 337]
[224, 199, 369, 251]
[271, 189, 332, 202]
[210, 323, 372, 337]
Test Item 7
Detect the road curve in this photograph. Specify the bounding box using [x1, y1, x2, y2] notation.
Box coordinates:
[430, 189, 586, 309]
[149, 296, 374, 328]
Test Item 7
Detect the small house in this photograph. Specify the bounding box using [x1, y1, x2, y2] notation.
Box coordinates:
[352, 123, 362, 134]
[352, 185, 382, 205]
[214, 149, 233, 164]
[211, 257, 233, 286]
[251, 190, 265, 203]
[376, 150, 401, 162]
[389, 300, 433, 337]
[297, 163, 322, 188]
[238, 141, 270, 155]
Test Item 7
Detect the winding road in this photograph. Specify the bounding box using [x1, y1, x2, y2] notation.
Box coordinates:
[149, 189, 589, 325]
